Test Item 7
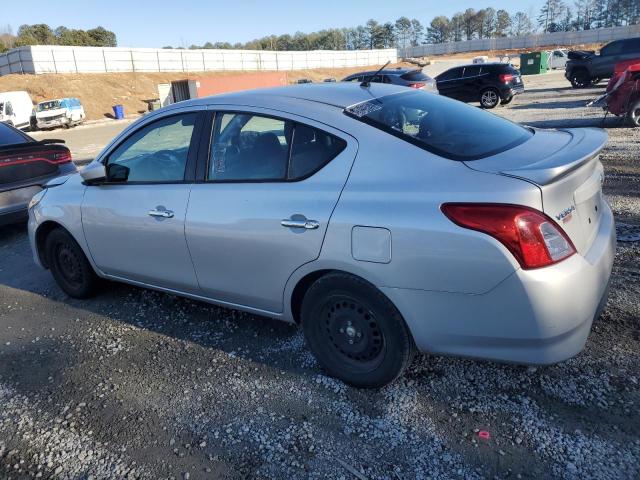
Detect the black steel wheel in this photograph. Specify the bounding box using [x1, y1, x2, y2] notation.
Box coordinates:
[45, 228, 99, 298]
[301, 273, 415, 388]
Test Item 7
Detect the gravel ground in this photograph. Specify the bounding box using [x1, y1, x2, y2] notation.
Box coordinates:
[1, 71, 639, 480]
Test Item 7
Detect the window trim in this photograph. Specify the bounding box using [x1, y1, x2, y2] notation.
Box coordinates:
[203, 110, 347, 184]
[99, 111, 204, 186]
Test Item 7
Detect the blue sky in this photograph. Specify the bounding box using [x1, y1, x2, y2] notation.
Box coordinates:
[5, 0, 544, 47]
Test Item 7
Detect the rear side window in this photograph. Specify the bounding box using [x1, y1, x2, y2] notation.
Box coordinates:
[0, 123, 29, 146]
[625, 38, 640, 52]
[462, 66, 481, 77]
[209, 112, 346, 182]
[345, 90, 533, 160]
[601, 41, 623, 56]
[289, 124, 346, 179]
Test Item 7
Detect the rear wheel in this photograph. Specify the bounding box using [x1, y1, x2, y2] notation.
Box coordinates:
[627, 98, 640, 127]
[45, 228, 99, 298]
[500, 95, 514, 105]
[301, 273, 415, 388]
[570, 69, 591, 88]
[480, 88, 500, 109]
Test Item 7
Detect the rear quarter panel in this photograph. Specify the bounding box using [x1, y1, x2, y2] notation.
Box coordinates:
[313, 118, 543, 295]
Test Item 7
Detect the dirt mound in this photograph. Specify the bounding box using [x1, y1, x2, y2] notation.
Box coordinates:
[0, 63, 412, 121]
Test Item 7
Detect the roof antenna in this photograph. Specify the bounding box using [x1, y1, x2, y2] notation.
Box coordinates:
[360, 61, 391, 88]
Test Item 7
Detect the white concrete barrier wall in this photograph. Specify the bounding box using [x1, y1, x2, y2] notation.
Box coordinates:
[402, 24, 640, 57]
[0, 46, 398, 75]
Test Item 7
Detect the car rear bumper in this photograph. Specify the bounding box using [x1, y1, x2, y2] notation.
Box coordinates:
[383, 200, 616, 365]
[0, 185, 42, 225]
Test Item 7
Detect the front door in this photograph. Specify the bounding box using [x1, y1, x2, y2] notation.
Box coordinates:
[82, 112, 201, 292]
[185, 110, 356, 313]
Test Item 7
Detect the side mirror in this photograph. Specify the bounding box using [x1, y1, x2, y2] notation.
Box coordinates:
[106, 163, 129, 182]
[80, 162, 107, 184]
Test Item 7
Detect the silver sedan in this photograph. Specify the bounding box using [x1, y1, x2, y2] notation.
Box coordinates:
[28, 83, 615, 387]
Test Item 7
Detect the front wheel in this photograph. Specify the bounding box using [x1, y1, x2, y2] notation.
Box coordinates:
[570, 70, 591, 88]
[627, 98, 640, 127]
[480, 88, 500, 109]
[45, 228, 99, 298]
[301, 273, 415, 388]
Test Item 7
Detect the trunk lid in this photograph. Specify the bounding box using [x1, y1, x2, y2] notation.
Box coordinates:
[0, 143, 71, 187]
[464, 128, 608, 254]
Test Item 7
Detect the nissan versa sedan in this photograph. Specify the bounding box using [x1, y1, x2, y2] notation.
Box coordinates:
[28, 83, 615, 387]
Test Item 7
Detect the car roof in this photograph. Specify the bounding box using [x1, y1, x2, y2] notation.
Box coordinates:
[177, 82, 409, 110]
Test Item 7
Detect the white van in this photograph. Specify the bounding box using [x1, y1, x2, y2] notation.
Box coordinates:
[36, 98, 86, 130]
[0, 91, 34, 130]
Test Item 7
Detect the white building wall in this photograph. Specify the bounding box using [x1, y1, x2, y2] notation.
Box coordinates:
[0, 46, 398, 76]
[401, 24, 640, 57]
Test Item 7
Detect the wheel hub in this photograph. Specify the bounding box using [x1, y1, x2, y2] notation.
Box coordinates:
[323, 298, 383, 362]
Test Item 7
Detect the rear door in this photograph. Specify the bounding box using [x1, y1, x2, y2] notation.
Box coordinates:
[185, 109, 357, 313]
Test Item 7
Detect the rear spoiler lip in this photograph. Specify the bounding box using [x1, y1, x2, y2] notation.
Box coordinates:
[0, 138, 66, 150]
[498, 128, 608, 186]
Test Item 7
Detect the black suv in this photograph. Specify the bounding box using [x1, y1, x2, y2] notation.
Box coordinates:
[435, 63, 524, 109]
[565, 37, 640, 88]
[342, 68, 437, 93]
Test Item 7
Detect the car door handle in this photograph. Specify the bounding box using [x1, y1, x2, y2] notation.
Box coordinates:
[148, 209, 174, 218]
[281, 219, 319, 229]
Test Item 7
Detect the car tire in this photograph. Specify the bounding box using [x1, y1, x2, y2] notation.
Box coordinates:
[45, 228, 99, 298]
[627, 98, 640, 127]
[480, 88, 500, 109]
[301, 272, 416, 388]
[500, 95, 514, 105]
[570, 70, 591, 88]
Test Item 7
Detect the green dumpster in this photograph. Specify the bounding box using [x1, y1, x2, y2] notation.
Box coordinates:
[519, 51, 550, 75]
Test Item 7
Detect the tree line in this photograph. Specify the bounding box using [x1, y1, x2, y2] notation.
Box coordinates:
[0, 24, 117, 52]
[172, 3, 637, 51]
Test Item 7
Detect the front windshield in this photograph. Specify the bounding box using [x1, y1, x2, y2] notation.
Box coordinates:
[345, 90, 533, 160]
[37, 100, 62, 112]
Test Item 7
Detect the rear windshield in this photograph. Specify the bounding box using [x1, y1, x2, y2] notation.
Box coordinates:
[0, 123, 29, 146]
[344, 91, 533, 160]
[37, 100, 61, 111]
[400, 70, 430, 81]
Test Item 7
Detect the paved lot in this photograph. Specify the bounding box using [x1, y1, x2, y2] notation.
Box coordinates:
[30, 119, 134, 164]
[1, 72, 640, 479]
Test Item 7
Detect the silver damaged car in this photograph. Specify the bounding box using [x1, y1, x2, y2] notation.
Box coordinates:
[28, 83, 615, 387]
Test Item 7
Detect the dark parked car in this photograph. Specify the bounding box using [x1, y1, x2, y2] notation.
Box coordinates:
[0, 122, 75, 225]
[435, 63, 524, 109]
[342, 68, 437, 92]
[565, 37, 640, 88]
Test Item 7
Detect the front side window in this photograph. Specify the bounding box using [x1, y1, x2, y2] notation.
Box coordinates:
[345, 90, 533, 160]
[437, 68, 462, 81]
[106, 113, 196, 182]
[209, 112, 346, 182]
[601, 41, 623, 56]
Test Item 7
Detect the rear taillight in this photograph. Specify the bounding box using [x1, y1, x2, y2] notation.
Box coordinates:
[441, 203, 576, 269]
[499, 74, 515, 83]
[0, 148, 72, 167]
[410, 83, 426, 89]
